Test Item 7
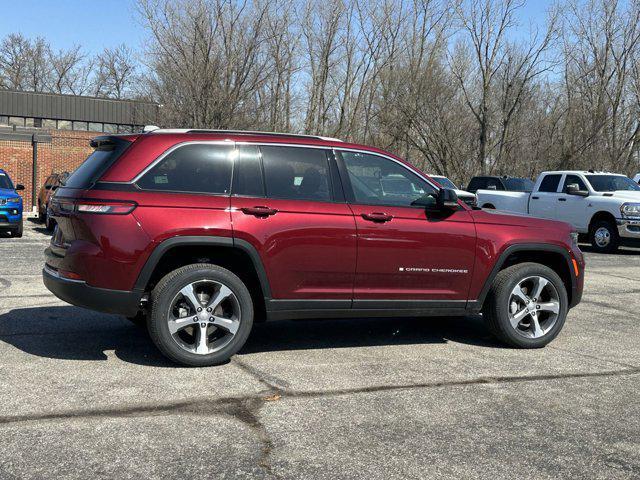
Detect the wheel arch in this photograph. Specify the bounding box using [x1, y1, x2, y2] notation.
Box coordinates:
[588, 211, 617, 231]
[474, 244, 577, 310]
[134, 236, 272, 318]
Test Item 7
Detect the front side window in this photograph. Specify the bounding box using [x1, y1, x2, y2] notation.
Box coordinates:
[432, 176, 458, 189]
[340, 151, 436, 207]
[137, 144, 234, 194]
[586, 175, 640, 192]
[0, 172, 14, 190]
[562, 175, 588, 192]
[261, 146, 331, 201]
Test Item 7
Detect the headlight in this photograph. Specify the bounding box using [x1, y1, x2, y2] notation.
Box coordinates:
[7, 197, 20, 203]
[620, 203, 640, 218]
[570, 231, 579, 245]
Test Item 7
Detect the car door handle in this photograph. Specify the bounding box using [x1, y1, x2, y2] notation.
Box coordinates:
[531, 196, 539, 200]
[241, 206, 278, 217]
[558, 198, 567, 202]
[361, 212, 393, 223]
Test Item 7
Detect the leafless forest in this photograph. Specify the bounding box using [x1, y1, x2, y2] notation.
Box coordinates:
[1, 0, 639, 184]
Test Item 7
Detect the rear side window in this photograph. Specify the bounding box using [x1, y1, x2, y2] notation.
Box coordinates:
[467, 178, 486, 192]
[137, 144, 234, 194]
[64, 140, 130, 189]
[503, 178, 534, 192]
[538, 174, 562, 192]
[260, 146, 331, 201]
[485, 178, 503, 190]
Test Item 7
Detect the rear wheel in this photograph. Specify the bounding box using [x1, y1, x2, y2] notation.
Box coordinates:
[148, 263, 254, 367]
[483, 263, 568, 348]
[589, 219, 619, 253]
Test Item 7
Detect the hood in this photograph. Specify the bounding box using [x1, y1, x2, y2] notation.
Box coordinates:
[470, 208, 572, 232]
[0, 188, 18, 197]
[595, 191, 640, 202]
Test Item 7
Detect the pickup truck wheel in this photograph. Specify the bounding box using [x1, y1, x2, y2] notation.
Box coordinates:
[589, 220, 619, 253]
[483, 263, 568, 348]
[148, 263, 253, 367]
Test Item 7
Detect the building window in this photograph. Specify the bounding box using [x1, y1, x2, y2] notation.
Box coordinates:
[73, 121, 88, 131]
[117, 125, 133, 134]
[34, 118, 42, 128]
[42, 119, 56, 129]
[58, 120, 72, 130]
[9, 117, 25, 127]
[88, 122, 102, 132]
[24, 118, 35, 127]
[0, 116, 8, 126]
[103, 123, 117, 133]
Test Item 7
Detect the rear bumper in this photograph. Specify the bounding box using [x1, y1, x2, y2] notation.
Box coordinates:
[43, 265, 142, 316]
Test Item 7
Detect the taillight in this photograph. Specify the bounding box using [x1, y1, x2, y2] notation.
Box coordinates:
[75, 201, 137, 215]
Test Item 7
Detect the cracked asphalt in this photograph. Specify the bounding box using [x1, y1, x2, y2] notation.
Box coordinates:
[1, 219, 639, 479]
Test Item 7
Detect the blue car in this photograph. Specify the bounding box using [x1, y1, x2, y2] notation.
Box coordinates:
[0, 169, 24, 238]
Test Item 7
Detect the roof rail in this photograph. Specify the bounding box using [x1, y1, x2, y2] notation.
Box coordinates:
[147, 128, 342, 142]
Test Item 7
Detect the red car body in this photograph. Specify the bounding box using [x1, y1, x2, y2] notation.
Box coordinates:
[44, 131, 584, 322]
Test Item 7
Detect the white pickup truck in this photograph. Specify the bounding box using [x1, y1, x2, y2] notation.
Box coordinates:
[477, 171, 640, 252]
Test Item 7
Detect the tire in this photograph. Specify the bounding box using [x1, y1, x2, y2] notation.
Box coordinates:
[45, 212, 55, 231]
[589, 219, 619, 253]
[148, 263, 254, 367]
[13, 221, 23, 238]
[483, 262, 568, 348]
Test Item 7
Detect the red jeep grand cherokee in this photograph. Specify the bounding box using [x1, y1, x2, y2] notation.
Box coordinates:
[44, 129, 584, 366]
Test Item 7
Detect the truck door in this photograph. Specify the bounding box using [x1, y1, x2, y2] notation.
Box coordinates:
[529, 174, 562, 219]
[559, 174, 590, 230]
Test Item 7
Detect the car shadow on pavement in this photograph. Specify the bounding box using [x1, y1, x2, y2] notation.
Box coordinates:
[0, 306, 502, 367]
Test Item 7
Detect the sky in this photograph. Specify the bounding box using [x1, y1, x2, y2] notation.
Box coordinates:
[0, 0, 552, 55]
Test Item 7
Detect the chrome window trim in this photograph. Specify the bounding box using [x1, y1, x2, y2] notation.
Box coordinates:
[125, 140, 439, 193]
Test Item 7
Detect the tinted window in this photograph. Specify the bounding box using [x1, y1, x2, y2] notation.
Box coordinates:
[340, 151, 436, 206]
[586, 175, 640, 192]
[562, 175, 588, 192]
[467, 177, 486, 192]
[232, 145, 264, 197]
[486, 178, 504, 190]
[261, 146, 331, 201]
[65, 140, 130, 189]
[137, 144, 233, 194]
[0, 172, 14, 190]
[504, 178, 534, 192]
[539, 174, 562, 192]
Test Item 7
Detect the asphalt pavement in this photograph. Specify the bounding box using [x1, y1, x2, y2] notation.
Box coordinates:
[0, 218, 638, 479]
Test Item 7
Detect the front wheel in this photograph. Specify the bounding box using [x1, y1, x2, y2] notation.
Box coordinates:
[13, 221, 23, 238]
[589, 219, 619, 253]
[483, 263, 568, 348]
[148, 263, 254, 367]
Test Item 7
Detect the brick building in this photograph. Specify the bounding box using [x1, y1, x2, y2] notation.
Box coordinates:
[0, 90, 158, 210]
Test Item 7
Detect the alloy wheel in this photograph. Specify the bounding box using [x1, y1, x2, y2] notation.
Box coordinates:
[167, 280, 241, 355]
[594, 227, 611, 248]
[507, 276, 560, 339]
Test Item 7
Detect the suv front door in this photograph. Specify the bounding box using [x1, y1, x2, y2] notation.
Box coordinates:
[230, 144, 357, 306]
[337, 150, 476, 308]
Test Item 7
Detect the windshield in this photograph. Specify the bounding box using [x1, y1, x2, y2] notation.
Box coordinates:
[0, 173, 14, 190]
[504, 178, 534, 192]
[586, 175, 640, 192]
[432, 176, 458, 189]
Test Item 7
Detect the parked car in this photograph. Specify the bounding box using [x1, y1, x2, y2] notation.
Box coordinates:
[467, 176, 535, 196]
[476, 170, 640, 253]
[37, 172, 69, 230]
[634, 173, 639, 184]
[44, 129, 584, 366]
[0, 169, 24, 237]
[430, 175, 476, 207]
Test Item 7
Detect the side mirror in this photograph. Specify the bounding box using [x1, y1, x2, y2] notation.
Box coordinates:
[45, 185, 52, 190]
[15, 184, 25, 191]
[413, 188, 459, 212]
[566, 184, 589, 197]
[51, 185, 59, 192]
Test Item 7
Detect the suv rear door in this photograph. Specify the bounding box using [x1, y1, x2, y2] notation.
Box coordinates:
[336, 150, 475, 307]
[230, 144, 357, 306]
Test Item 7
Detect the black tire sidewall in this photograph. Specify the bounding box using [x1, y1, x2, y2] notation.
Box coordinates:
[148, 264, 254, 367]
[486, 263, 568, 348]
[590, 220, 619, 253]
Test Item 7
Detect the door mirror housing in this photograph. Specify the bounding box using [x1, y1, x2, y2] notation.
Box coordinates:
[15, 184, 25, 191]
[566, 184, 589, 197]
[413, 188, 459, 212]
